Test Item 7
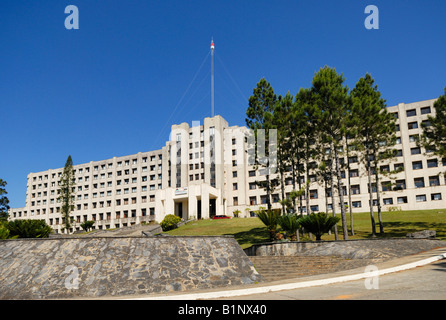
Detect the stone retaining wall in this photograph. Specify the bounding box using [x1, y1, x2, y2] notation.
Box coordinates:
[244, 238, 446, 260]
[0, 236, 263, 299]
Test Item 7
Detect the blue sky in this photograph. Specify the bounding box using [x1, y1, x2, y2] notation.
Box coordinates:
[2, 0, 446, 207]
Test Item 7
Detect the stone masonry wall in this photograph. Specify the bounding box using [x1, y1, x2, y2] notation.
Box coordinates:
[245, 238, 446, 260]
[0, 236, 263, 299]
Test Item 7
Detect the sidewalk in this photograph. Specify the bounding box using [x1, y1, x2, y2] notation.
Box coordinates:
[125, 246, 446, 300]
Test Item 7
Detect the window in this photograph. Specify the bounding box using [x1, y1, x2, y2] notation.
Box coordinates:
[233, 183, 238, 191]
[421, 106, 431, 114]
[350, 169, 359, 178]
[233, 197, 238, 206]
[395, 179, 406, 190]
[249, 182, 256, 190]
[406, 109, 416, 117]
[350, 185, 360, 195]
[414, 177, 425, 188]
[412, 161, 423, 170]
[394, 163, 404, 172]
[408, 122, 418, 130]
[394, 149, 403, 157]
[249, 196, 257, 205]
[411, 147, 421, 155]
[381, 181, 392, 192]
[383, 198, 393, 205]
[429, 176, 440, 186]
[431, 193, 442, 201]
[397, 196, 408, 204]
[309, 189, 318, 199]
[409, 134, 419, 142]
[352, 201, 361, 208]
[427, 159, 438, 168]
[416, 195, 427, 202]
[348, 156, 358, 164]
[421, 120, 431, 128]
[249, 170, 256, 177]
[232, 171, 237, 178]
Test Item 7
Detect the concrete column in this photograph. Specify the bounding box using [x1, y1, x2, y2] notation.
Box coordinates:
[188, 194, 197, 220]
[201, 189, 210, 219]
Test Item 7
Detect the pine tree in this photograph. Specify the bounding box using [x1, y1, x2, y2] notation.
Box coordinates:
[0, 179, 10, 221]
[421, 86, 446, 161]
[310, 66, 350, 240]
[273, 92, 294, 214]
[350, 73, 396, 236]
[58, 155, 76, 232]
[294, 87, 320, 215]
[246, 78, 278, 211]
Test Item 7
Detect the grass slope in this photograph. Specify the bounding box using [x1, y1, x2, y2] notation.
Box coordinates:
[166, 209, 446, 249]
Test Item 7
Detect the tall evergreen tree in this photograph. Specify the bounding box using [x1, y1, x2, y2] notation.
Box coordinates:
[58, 155, 76, 232]
[294, 88, 320, 215]
[310, 66, 350, 240]
[0, 179, 10, 221]
[420, 86, 446, 161]
[273, 92, 294, 214]
[246, 78, 278, 211]
[350, 73, 396, 236]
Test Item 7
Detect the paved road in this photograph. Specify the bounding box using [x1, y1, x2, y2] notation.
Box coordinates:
[232, 259, 446, 300]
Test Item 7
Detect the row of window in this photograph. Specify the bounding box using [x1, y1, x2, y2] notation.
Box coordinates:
[30, 155, 163, 182]
[30, 167, 162, 190]
[237, 192, 442, 208]
[30, 183, 163, 207]
[392, 106, 432, 119]
[46, 208, 156, 226]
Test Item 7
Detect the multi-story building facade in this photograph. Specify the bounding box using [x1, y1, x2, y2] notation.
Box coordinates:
[8, 99, 446, 233]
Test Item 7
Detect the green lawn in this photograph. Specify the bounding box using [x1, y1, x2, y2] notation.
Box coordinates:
[166, 218, 268, 249]
[166, 209, 446, 249]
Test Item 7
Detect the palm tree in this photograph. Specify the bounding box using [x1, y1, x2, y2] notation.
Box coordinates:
[256, 208, 280, 241]
[278, 214, 301, 241]
[299, 212, 340, 241]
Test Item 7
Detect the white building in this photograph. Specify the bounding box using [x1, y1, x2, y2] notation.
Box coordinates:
[8, 98, 446, 233]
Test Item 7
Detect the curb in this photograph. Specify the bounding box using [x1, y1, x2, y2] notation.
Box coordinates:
[128, 250, 446, 300]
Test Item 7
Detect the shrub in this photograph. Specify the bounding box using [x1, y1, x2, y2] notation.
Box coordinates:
[160, 214, 181, 231]
[7, 219, 53, 238]
[278, 214, 301, 241]
[80, 220, 95, 232]
[257, 208, 280, 241]
[299, 212, 340, 241]
[0, 224, 10, 239]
